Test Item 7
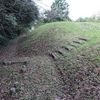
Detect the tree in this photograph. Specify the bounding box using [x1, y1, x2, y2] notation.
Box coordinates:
[76, 17, 84, 22]
[44, 9, 61, 23]
[0, 0, 39, 48]
[51, 0, 69, 21]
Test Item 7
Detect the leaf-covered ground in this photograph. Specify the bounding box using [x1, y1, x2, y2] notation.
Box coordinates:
[0, 22, 100, 100]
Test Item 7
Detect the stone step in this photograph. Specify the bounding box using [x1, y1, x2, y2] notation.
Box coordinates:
[49, 53, 58, 60]
[62, 46, 70, 51]
[68, 43, 77, 48]
[78, 37, 89, 41]
[55, 50, 65, 55]
[73, 41, 83, 45]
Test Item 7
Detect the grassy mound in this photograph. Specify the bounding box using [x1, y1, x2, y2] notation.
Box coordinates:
[18, 22, 100, 57]
[17, 22, 100, 99]
[1, 21, 100, 99]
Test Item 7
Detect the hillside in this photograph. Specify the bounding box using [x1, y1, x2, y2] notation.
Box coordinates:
[0, 22, 100, 100]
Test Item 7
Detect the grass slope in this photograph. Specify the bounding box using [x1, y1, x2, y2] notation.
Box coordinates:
[18, 22, 100, 56]
[0, 21, 100, 100]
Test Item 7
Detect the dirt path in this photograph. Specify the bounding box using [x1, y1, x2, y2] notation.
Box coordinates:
[0, 38, 66, 100]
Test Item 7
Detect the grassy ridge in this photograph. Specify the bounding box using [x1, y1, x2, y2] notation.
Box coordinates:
[1, 21, 100, 99]
[34, 22, 100, 99]
[18, 22, 100, 99]
[18, 22, 100, 56]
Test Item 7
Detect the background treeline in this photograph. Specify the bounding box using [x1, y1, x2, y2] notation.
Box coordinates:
[34, 0, 71, 28]
[76, 15, 100, 22]
[0, 0, 39, 49]
[1, 0, 100, 49]
[0, 0, 71, 49]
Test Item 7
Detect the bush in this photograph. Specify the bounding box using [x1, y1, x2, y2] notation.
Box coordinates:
[0, 0, 39, 48]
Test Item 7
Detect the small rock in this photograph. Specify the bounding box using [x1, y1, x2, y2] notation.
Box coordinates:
[1, 89, 4, 93]
[14, 82, 19, 88]
[22, 65, 27, 68]
[20, 68, 26, 73]
[10, 88, 16, 95]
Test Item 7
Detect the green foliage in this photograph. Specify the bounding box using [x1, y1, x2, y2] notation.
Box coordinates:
[0, 35, 10, 50]
[51, 0, 69, 20]
[44, 10, 63, 23]
[76, 17, 87, 22]
[76, 15, 100, 22]
[19, 22, 100, 57]
[0, 0, 39, 49]
[34, 18, 45, 28]
[1, 22, 100, 99]
[5, 14, 17, 26]
[43, 0, 70, 23]
[88, 18, 96, 22]
[96, 12, 100, 22]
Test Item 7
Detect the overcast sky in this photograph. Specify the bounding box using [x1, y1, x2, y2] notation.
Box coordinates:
[34, 0, 100, 21]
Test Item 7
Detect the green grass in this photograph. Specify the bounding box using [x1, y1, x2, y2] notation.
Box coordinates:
[18, 21, 100, 99]
[18, 22, 100, 55]
[1, 21, 100, 99]
[18, 22, 100, 99]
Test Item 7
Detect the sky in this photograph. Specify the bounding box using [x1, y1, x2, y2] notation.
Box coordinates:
[34, 0, 100, 21]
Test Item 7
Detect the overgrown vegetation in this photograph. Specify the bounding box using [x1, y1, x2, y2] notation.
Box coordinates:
[0, 0, 39, 49]
[36, 0, 71, 25]
[0, 22, 100, 99]
[18, 22, 100, 99]
[0, 0, 100, 99]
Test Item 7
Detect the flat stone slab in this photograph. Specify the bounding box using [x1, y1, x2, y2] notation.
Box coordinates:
[73, 41, 83, 45]
[55, 50, 64, 55]
[49, 53, 58, 60]
[62, 46, 70, 51]
[78, 37, 89, 41]
[68, 43, 77, 48]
